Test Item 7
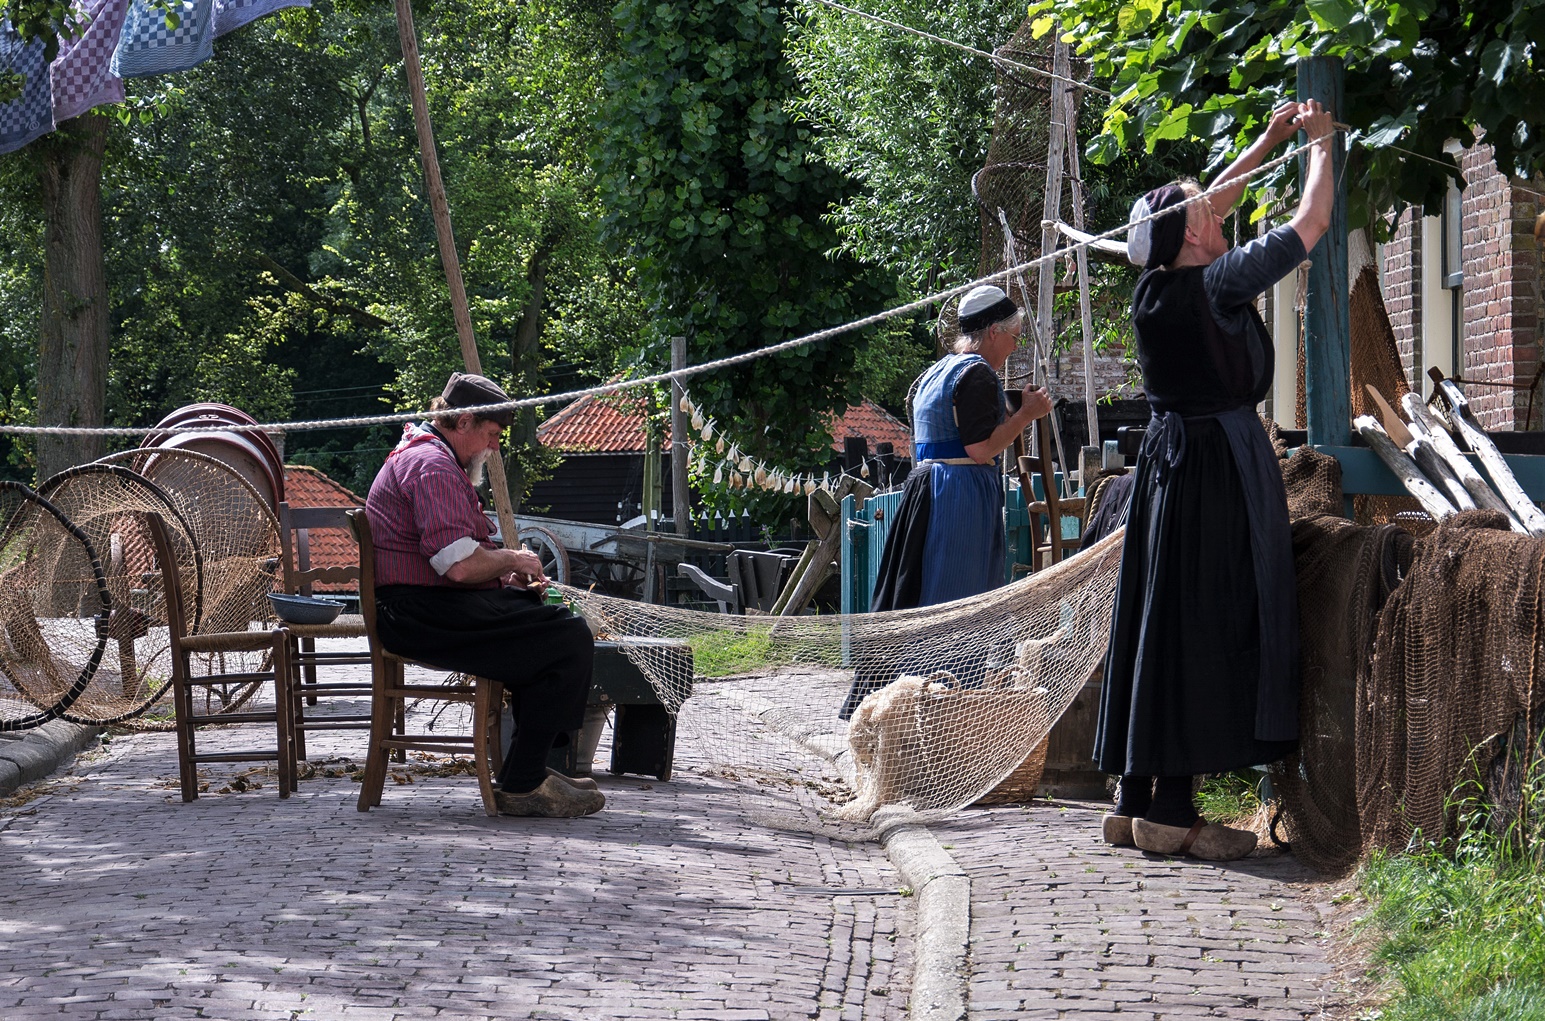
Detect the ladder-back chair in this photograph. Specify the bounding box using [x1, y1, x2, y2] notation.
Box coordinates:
[146, 513, 296, 802]
[346, 509, 503, 816]
[276, 501, 376, 760]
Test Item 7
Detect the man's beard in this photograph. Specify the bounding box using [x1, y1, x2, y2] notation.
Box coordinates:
[467, 449, 493, 488]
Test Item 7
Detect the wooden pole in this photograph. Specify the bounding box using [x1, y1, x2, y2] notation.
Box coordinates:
[1436, 381, 1545, 534]
[1353, 416, 1455, 520]
[671, 336, 692, 537]
[1061, 71, 1100, 475]
[1031, 40, 1076, 498]
[1401, 391, 1523, 527]
[393, 0, 518, 548]
[1298, 57, 1351, 447]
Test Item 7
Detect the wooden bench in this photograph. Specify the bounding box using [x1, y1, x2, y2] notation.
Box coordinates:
[548, 638, 692, 782]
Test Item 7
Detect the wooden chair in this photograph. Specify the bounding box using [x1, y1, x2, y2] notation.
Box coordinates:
[677, 548, 798, 614]
[276, 501, 375, 760]
[146, 513, 296, 802]
[347, 509, 504, 816]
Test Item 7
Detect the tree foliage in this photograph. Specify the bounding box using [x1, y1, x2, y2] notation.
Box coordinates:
[787, 0, 1027, 296]
[594, 0, 896, 517]
[1, 0, 637, 494]
[1030, 0, 1545, 231]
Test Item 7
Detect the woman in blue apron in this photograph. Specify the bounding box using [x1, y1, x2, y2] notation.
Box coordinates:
[841, 285, 1051, 718]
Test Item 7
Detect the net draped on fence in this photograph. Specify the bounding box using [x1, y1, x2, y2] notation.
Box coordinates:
[1277, 449, 1545, 872]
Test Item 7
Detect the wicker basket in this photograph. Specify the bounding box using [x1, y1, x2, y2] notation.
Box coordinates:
[973, 735, 1050, 805]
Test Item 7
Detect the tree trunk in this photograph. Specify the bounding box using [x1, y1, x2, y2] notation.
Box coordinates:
[505, 241, 551, 512]
[37, 112, 110, 482]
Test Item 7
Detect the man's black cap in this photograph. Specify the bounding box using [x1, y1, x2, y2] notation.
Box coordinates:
[441, 372, 513, 427]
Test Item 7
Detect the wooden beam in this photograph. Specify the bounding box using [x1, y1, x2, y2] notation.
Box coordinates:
[1436, 380, 1545, 534]
[1401, 392, 1522, 527]
[393, 0, 517, 547]
[1352, 416, 1454, 519]
[1298, 58, 1350, 447]
[670, 336, 691, 537]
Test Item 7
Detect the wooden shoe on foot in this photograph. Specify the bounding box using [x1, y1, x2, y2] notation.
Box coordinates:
[546, 766, 600, 791]
[1102, 814, 1135, 847]
[1132, 817, 1256, 860]
[496, 775, 605, 817]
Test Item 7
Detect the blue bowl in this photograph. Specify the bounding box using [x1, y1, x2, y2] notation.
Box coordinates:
[268, 592, 345, 625]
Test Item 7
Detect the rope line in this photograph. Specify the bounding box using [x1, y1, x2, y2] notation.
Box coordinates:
[0, 130, 1333, 439]
[805, 0, 1111, 97]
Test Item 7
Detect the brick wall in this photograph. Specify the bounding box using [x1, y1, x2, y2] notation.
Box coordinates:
[1456, 145, 1542, 429]
[1378, 144, 1543, 430]
[1381, 207, 1420, 385]
[1050, 347, 1138, 399]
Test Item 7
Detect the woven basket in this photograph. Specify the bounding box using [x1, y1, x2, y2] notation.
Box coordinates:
[973, 735, 1050, 805]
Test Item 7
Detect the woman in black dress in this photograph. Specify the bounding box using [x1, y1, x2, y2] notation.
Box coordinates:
[1097, 101, 1336, 861]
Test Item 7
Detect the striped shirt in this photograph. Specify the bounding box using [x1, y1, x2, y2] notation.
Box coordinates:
[365, 425, 498, 589]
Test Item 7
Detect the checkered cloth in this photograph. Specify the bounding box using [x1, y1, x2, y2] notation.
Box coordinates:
[0, 20, 53, 155]
[110, 0, 216, 79]
[214, 0, 308, 39]
[51, 0, 129, 123]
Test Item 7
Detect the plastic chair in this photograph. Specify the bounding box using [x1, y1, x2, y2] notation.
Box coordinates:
[146, 513, 296, 802]
[347, 510, 504, 816]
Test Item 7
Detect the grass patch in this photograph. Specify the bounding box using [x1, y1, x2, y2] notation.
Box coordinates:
[1355, 752, 1545, 1020]
[688, 629, 776, 677]
[1195, 769, 1264, 824]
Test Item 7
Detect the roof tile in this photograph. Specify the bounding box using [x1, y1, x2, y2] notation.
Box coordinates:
[537, 395, 911, 456]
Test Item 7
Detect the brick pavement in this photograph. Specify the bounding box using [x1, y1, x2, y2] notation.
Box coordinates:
[0, 666, 913, 1021]
[935, 801, 1339, 1020]
[1, 650, 1349, 1021]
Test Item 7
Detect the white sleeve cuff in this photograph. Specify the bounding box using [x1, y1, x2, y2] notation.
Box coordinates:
[430, 537, 483, 576]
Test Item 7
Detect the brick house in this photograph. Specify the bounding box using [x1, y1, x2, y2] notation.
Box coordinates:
[1376, 144, 1543, 430]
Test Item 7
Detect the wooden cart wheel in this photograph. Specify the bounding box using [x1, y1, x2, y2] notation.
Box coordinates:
[517, 525, 570, 587]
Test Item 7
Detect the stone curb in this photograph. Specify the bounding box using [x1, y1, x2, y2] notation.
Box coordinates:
[728, 689, 971, 1021]
[0, 720, 102, 796]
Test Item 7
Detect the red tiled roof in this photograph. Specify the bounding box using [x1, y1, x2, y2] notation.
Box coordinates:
[281, 465, 365, 593]
[537, 394, 665, 453]
[826, 401, 912, 455]
[537, 395, 912, 456]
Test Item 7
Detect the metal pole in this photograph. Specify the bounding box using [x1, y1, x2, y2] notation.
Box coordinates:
[671, 335, 692, 537]
[1298, 56, 1350, 447]
[393, 0, 518, 546]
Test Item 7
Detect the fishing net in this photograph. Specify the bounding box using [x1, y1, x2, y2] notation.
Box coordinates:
[97, 447, 281, 635]
[565, 529, 1125, 820]
[96, 447, 283, 724]
[33, 465, 202, 724]
[1272, 511, 1413, 875]
[973, 22, 1069, 285]
[0, 482, 113, 731]
[1358, 510, 1545, 856]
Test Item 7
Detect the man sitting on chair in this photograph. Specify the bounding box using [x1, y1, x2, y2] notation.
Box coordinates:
[365, 371, 603, 818]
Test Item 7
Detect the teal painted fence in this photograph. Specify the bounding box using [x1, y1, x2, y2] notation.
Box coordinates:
[840, 479, 1084, 614]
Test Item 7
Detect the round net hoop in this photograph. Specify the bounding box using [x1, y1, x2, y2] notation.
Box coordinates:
[96, 447, 282, 723]
[0, 481, 113, 731]
[35, 464, 203, 724]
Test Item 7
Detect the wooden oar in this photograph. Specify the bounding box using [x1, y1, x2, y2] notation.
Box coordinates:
[1399, 392, 1523, 529]
[1365, 385, 1475, 512]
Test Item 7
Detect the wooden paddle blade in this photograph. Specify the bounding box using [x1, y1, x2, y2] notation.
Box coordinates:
[1365, 383, 1415, 448]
